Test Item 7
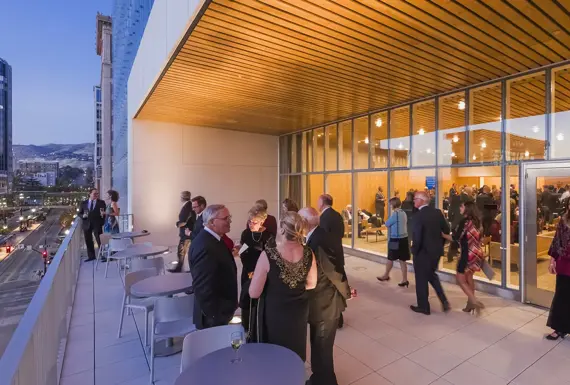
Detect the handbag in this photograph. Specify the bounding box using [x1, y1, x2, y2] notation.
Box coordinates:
[388, 210, 400, 251]
[481, 259, 496, 280]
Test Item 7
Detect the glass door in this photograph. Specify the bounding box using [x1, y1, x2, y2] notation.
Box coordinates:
[521, 162, 570, 307]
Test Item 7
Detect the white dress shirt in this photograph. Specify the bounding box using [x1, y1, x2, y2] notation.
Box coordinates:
[204, 226, 221, 241]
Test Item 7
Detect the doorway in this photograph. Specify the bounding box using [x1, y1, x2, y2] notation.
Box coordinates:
[521, 162, 570, 307]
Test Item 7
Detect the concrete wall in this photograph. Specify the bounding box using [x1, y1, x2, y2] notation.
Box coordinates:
[131, 120, 279, 247]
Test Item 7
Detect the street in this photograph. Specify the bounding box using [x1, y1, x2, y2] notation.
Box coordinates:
[0, 208, 66, 357]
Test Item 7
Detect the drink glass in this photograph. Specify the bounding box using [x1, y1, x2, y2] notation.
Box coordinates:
[230, 331, 244, 363]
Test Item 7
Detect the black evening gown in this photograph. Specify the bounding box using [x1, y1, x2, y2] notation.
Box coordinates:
[262, 239, 312, 361]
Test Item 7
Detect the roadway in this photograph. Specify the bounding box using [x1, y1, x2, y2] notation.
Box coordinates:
[0, 208, 66, 357]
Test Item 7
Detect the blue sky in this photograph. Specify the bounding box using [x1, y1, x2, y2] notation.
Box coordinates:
[0, 0, 113, 145]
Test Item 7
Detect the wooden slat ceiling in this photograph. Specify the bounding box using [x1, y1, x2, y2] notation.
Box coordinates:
[137, 0, 570, 135]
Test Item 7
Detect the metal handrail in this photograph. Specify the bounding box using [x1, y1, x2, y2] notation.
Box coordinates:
[0, 218, 82, 385]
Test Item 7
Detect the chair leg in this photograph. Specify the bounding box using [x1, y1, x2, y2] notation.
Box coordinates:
[149, 321, 155, 385]
[104, 257, 111, 278]
[95, 247, 100, 270]
[144, 309, 149, 346]
[117, 294, 127, 338]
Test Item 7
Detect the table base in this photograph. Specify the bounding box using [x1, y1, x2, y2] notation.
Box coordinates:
[152, 337, 183, 357]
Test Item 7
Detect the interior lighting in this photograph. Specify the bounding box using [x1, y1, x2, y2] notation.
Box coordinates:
[481, 141, 487, 149]
[426, 148, 432, 154]
[398, 142, 404, 150]
[458, 100, 465, 110]
[230, 316, 242, 324]
[472, 154, 477, 160]
[418, 128, 425, 135]
[364, 137, 369, 144]
[524, 150, 530, 157]
[451, 152, 456, 157]
[557, 133, 565, 141]
[532, 126, 540, 133]
[375, 118, 383, 127]
[452, 135, 459, 143]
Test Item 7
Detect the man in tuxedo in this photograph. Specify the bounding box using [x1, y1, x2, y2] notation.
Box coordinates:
[79, 189, 106, 261]
[170, 191, 195, 273]
[317, 194, 347, 328]
[189, 204, 238, 329]
[188, 195, 207, 242]
[299, 208, 350, 385]
[410, 191, 451, 315]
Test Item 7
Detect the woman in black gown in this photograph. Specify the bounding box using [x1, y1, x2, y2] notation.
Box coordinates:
[249, 211, 317, 361]
[239, 206, 272, 332]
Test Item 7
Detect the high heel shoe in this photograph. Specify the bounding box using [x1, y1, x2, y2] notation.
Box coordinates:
[376, 276, 390, 282]
[398, 281, 409, 288]
[546, 331, 567, 340]
[462, 302, 475, 313]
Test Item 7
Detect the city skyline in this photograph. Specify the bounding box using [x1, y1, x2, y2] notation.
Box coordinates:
[0, 0, 112, 145]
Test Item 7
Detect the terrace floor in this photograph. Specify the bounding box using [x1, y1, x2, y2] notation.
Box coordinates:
[60, 253, 569, 385]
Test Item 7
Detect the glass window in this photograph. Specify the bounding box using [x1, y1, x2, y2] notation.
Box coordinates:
[325, 124, 338, 171]
[438, 166, 502, 285]
[302, 130, 313, 172]
[439, 92, 466, 165]
[303, 174, 324, 208]
[551, 65, 570, 159]
[279, 136, 292, 174]
[313, 127, 325, 172]
[280, 175, 302, 209]
[339, 120, 352, 170]
[389, 107, 410, 168]
[412, 100, 436, 166]
[326, 173, 352, 247]
[354, 171, 388, 256]
[506, 165, 520, 289]
[469, 83, 502, 163]
[371, 111, 388, 168]
[291, 133, 303, 173]
[506, 72, 546, 161]
[353, 116, 370, 169]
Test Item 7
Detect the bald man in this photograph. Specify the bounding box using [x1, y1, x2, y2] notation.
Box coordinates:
[299, 207, 349, 385]
[410, 191, 451, 315]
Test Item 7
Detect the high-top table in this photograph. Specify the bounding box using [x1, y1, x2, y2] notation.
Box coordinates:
[111, 244, 169, 261]
[174, 343, 305, 385]
[112, 230, 151, 240]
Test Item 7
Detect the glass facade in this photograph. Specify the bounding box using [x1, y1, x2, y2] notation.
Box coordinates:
[279, 63, 570, 292]
[111, 0, 154, 212]
[0, 58, 13, 183]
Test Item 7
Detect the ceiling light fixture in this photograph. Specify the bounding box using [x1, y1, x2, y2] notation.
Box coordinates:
[452, 135, 459, 143]
[458, 100, 465, 110]
[375, 118, 383, 127]
[481, 141, 487, 149]
[557, 133, 565, 141]
[472, 154, 477, 160]
[418, 128, 425, 135]
[398, 142, 404, 149]
[364, 137, 369, 144]
[524, 150, 530, 157]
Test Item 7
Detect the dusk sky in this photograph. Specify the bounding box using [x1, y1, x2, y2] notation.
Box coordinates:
[0, 0, 113, 145]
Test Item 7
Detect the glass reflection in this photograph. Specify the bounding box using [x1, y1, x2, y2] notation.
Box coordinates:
[325, 124, 338, 171]
[552, 65, 570, 159]
[339, 120, 352, 170]
[439, 92, 466, 165]
[389, 107, 410, 168]
[313, 127, 325, 172]
[354, 172, 388, 255]
[371, 111, 388, 168]
[354, 116, 370, 169]
[326, 173, 352, 247]
[469, 83, 502, 163]
[412, 100, 436, 166]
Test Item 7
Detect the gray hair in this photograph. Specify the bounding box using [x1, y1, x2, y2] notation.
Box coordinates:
[415, 191, 430, 203]
[202, 204, 226, 225]
[298, 207, 319, 229]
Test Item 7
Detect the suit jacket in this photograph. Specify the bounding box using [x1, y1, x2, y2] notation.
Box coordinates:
[79, 199, 106, 231]
[411, 206, 450, 263]
[177, 201, 195, 239]
[190, 214, 204, 241]
[319, 207, 345, 267]
[307, 226, 349, 323]
[189, 230, 238, 329]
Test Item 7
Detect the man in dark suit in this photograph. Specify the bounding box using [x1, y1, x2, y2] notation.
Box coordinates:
[189, 204, 238, 329]
[317, 194, 348, 328]
[79, 189, 106, 261]
[410, 191, 451, 315]
[299, 208, 349, 385]
[188, 195, 207, 242]
[170, 191, 195, 273]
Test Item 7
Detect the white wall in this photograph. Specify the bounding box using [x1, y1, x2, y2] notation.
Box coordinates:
[131, 120, 279, 247]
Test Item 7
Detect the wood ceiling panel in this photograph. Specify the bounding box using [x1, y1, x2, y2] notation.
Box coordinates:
[137, 0, 570, 135]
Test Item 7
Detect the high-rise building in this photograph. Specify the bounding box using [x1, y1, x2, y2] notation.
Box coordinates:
[96, 14, 112, 194]
[112, 0, 154, 212]
[94, 85, 102, 190]
[0, 58, 13, 194]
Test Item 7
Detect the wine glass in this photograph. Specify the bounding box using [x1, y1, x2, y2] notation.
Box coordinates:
[230, 331, 244, 363]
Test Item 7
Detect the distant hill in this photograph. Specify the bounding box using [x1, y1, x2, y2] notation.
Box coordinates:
[13, 143, 94, 170]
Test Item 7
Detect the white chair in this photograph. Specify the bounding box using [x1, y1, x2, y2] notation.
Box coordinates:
[105, 237, 133, 278]
[95, 233, 112, 270]
[180, 324, 245, 373]
[117, 268, 157, 346]
[150, 295, 196, 384]
[131, 256, 165, 275]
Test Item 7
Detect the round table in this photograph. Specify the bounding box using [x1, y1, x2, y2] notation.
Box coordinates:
[111, 244, 169, 261]
[174, 344, 305, 385]
[112, 231, 151, 239]
[131, 272, 193, 297]
[131, 273, 193, 357]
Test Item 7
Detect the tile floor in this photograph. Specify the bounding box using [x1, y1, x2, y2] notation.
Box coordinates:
[60, 253, 568, 385]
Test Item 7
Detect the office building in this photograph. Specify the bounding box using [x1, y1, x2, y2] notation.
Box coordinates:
[112, 0, 154, 213]
[94, 86, 102, 190]
[96, 14, 112, 194]
[125, 1, 570, 308]
[0, 58, 13, 193]
[17, 160, 59, 176]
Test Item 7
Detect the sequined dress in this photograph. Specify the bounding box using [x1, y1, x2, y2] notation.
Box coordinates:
[263, 238, 312, 361]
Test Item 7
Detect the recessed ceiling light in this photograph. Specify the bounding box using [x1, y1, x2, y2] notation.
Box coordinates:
[452, 135, 459, 143]
[481, 141, 487, 149]
[375, 118, 383, 127]
[524, 150, 530, 157]
[364, 137, 369, 144]
[398, 142, 403, 149]
[557, 133, 565, 141]
[472, 154, 477, 160]
[532, 126, 540, 133]
[418, 128, 425, 135]
[458, 100, 465, 110]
